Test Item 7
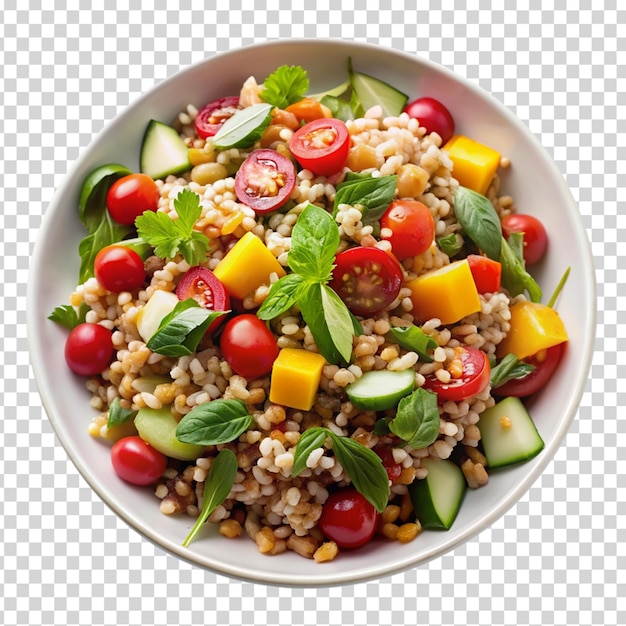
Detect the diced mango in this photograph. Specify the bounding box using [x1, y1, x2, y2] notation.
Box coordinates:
[406, 259, 482, 325]
[496, 300, 568, 361]
[444, 135, 501, 196]
[213, 231, 286, 300]
[269, 348, 327, 411]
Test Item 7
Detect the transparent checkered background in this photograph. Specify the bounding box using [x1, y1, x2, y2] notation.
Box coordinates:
[1, 1, 622, 625]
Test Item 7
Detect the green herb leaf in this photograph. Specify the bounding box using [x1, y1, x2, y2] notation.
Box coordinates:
[48, 302, 89, 330]
[260, 65, 309, 109]
[291, 427, 329, 477]
[547, 266, 571, 309]
[333, 175, 397, 224]
[257, 273, 308, 321]
[107, 397, 138, 428]
[174, 187, 203, 232]
[388, 387, 440, 450]
[176, 398, 253, 446]
[213, 103, 273, 150]
[182, 448, 238, 547]
[500, 235, 542, 302]
[388, 325, 437, 363]
[319, 94, 354, 122]
[490, 353, 536, 389]
[320, 285, 355, 365]
[454, 186, 502, 261]
[373, 418, 391, 436]
[437, 232, 464, 258]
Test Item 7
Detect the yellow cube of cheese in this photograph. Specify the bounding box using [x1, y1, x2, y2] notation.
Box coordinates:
[269, 348, 327, 411]
[444, 135, 501, 196]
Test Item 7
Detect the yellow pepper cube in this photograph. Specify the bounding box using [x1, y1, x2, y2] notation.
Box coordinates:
[444, 135, 501, 196]
[406, 259, 482, 326]
[213, 231, 286, 300]
[269, 348, 327, 411]
[496, 300, 568, 360]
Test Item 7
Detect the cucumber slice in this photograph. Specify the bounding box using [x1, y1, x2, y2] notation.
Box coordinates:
[409, 458, 466, 530]
[134, 406, 205, 461]
[345, 368, 415, 411]
[140, 120, 191, 180]
[136, 289, 179, 343]
[477, 396, 544, 467]
[348, 60, 409, 118]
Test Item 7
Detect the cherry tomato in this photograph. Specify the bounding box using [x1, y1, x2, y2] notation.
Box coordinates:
[329, 247, 403, 317]
[403, 97, 455, 145]
[495, 343, 565, 398]
[220, 314, 279, 379]
[106, 173, 160, 225]
[176, 266, 231, 333]
[111, 436, 168, 486]
[467, 254, 502, 294]
[194, 95, 241, 139]
[318, 487, 380, 549]
[289, 118, 350, 177]
[94, 245, 146, 293]
[65, 323, 114, 376]
[380, 200, 435, 260]
[501, 213, 548, 266]
[373, 444, 402, 482]
[422, 346, 491, 402]
[234, 149, 296, 214]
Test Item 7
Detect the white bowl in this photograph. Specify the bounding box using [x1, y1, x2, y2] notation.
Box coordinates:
[27, 39, 596, 586]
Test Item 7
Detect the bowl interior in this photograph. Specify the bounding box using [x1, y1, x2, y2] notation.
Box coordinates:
[27, 39, 595, 586]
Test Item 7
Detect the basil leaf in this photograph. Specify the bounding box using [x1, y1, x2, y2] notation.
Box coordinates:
[388, 325, 437, 363]
[320, 284, 355, 365]
[213, 103, 273, 150]
[490, 353, 536, 389]
[176, 398, 253, 445]
[320, 94, 354, 121]
[454, 186, 502, 261]
[48, 302, 89, 330]
[257, 274, 307, 321]
[260, 65, 309, 109]
[373, 418, 391, 436]
[107, 397, 138, 428]
[182, 448, 238, 547]
[292, 426, 329, 477]
[437, 232, 464, 258]
[333, 175, 397, 224]
[500, 235, 542, 302]
[388, 387, 440, 450]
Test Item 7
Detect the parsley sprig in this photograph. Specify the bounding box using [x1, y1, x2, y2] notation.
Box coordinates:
[260, 65, 309, 109]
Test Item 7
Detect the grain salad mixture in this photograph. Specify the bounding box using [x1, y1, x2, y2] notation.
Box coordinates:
[52, 61, 569, 562]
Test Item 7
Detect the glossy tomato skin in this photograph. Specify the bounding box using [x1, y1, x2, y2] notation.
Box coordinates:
[423, 346, 491, 402]
[94, 245, 146, 293]
[501, 213, 548, 266]
[329, 246, 403, 317]
[289, 118, 350, 177]
[65, 323, 114, 376]
[194, 96, 240, 139]
[373, 444, 402, 482]
[220, 314, 279, 379]
[111, 436, 168, 486]
[318, 487, 380, 549]
[495, 343, 565, 398]
[403, 97, 455, 145]
[467, 254, 502, 294]
[106, 173, 160, 225]
[380, 200, 435, 260]
[234, 149, 296, 214]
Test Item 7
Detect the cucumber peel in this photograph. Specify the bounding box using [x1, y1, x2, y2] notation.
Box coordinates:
[345, 368, 415, 411]
[140, 120, 191, 180]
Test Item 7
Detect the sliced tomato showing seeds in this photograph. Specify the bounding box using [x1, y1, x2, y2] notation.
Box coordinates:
[194, 96, 241, 139]
[289, 118, 350, 177]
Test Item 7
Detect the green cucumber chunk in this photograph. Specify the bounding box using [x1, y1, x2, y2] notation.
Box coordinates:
[345, 368, 415, 411]
[134, 406, 205, 461]
[140, 120, 191, 180]
[477, 396, 545, 468]
[409, 458, 466, 530]
[348, 60, 409, 118]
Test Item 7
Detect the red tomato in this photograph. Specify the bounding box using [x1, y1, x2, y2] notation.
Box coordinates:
[65, 323, 114, 376]
[495, 343, 565, 398]
[501, 214, 548, 266]
[373, 444, 402, 482]
[467, 254, 502, 294]
[234, 149, 296, 214]
[329, 247, 403, 317]
[422, 346, 491, 402]
[194, 96, 241, 139]
[106, 173, 160, 225]
[318, 487, 380, 549]
[403, 97, 455, 145]
[380, 200, 435, 260]
[176, 266, 231, 333]
[289, 118, 350, 177]
[111, 436, 167, 486]
[220, 314, 279, 379]
[94, 245, 146, 293]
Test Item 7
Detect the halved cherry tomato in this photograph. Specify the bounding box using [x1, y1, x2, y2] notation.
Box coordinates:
[289, 118, 350, 177]
[234, 149, 296, 214]
[176, 266, 231, 333]
[111, 436, 167, 486]
[380, 200, 435, 260]
[329, 246, 403, 317]
[495, 343, 565, 398]
[65, 322, 114, 376]
[467, 254, 502, 294]
[220, 314, 279, 379]
[94, 245, 146, 293]
[373, 444, 402, 482]
[318, 487, 380, 549]
[423, 346, 491, 402]
[285, 97, 327, 123]
[501, 213, 548, 266]
[106, 173, 160, 225]
[403, 97, 455, 145]
[194, 96, 241, 139]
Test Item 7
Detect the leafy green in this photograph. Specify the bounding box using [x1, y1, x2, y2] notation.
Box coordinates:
[490, 353, 536, 389]
[320, 94, 354, 122]
[454, 186, 502, 261]
[107, 397, 138, 428]
[500, 234, 542, 302]
[547, 266, 571, 309]
[213, 103, 273, 150]
[48, 302, 89, 330]
[256, 273, 308, 320]
[333, 174, 397, 224]
[260, 65, 309, 109]
[319, 284, 356, 365]
[437, 232, 464, 258]
[291, 427, 329, 477]
[388, 388, 440, 450]
[388, 325, 438, 363]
